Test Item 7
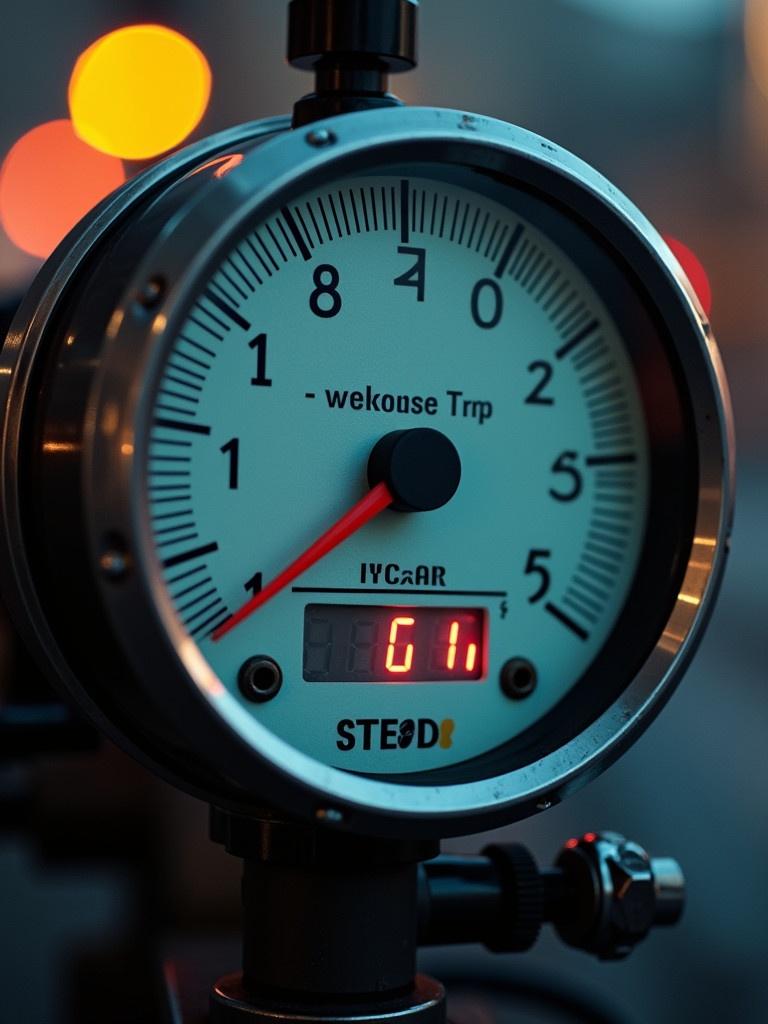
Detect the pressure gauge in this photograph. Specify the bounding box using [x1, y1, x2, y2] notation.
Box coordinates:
[0, 101, 732, 835]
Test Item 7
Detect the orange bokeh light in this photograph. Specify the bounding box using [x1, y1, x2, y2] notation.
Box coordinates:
[0, 119, 125, 260]
[68, 24, 212, 160]
[664, 236, 713, 317]
[746, 0, 768, 101]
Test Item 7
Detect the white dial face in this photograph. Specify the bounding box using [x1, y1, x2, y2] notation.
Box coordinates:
[145, 167, 650, 774]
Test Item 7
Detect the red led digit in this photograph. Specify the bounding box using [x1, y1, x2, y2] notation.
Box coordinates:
[446, 620, 460, 670]
[445, 618, 479, 673]
[465, 643, 478, 672]
[385, 616, 416, 673]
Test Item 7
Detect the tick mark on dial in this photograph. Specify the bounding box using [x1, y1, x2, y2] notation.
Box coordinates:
[400, 179, 410, 244]
[556, 318, 600, 359]
[154, 417, 211, 436]
[544, 602, 589, 640]
[586, 453, 637, 466]
[494, 223, 524, 278]
[192, 607, 230, 638]
[162, 541, 219, 569]
[204, 290, 251, 330]
[281, 206, 312, 261]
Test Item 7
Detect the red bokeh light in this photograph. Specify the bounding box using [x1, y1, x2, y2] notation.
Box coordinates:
[0, 119, 125, 259]
[664, 235, 713, 317]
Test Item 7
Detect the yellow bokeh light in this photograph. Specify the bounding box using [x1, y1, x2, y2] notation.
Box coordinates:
[68, 24, 212, 160]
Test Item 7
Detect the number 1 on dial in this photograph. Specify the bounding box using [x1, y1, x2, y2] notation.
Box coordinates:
[249, 332, 272, 386]
[220, 437, 239, 489]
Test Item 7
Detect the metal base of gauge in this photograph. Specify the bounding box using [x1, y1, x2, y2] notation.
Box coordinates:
[194, 812, 682, 1024]
[162, 952, 632, 1024]
[209, 973, 445, 1024]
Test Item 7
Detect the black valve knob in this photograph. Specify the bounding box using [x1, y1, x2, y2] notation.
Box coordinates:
[418, 831, 684, 962]
[481, 842, 545, 953]
[287, 0, 419, 126]
[554, 831, 685, 960]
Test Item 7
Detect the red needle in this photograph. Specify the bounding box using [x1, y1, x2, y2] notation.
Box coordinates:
[212, 480, 394, 641]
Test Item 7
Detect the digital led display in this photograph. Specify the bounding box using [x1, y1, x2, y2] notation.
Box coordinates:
[303, 605, 486, 682]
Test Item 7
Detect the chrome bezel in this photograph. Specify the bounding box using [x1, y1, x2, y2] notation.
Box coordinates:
[1, 107, 734, 836]
[0, 118, 290, 782]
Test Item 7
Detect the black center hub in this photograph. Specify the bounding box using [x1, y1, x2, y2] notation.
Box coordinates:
[368, 428, 462, 512]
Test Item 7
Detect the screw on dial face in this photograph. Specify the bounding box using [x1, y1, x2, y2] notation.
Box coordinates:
[238, 656, 283, 703]
[500, 658, 537, 700]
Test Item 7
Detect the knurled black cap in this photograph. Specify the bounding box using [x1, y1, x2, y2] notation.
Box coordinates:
[483, 842, 545, 953]
[288, 0, 418, 72]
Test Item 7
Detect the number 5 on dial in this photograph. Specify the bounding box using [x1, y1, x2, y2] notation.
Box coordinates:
[525, 549, 551, 604]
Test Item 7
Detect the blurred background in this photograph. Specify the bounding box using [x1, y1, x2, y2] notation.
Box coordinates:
[0, 1, 765, 1022]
